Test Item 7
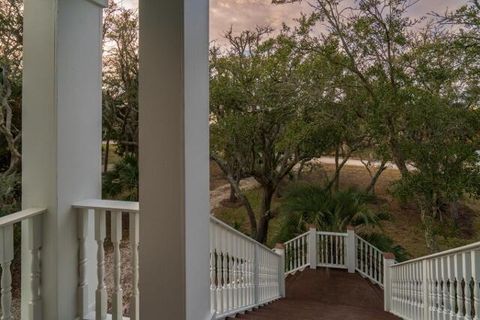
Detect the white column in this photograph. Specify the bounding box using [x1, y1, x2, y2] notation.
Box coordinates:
[138, 0, 210, 319]
[273, 244, 286, 298]
[22, 0, 104, 318]
[308, 226, 317, 269]
[383, 253, 396, 312]
[346, 226, 356, 273]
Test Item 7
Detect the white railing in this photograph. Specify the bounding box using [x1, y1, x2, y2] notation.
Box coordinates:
[73, 199, 140, 320]
[356, 235, 384, 287]
[0, 208, 46, 320]
[284, 232, 309, 274]
[317, 231, 348, 269]
[209, 217, 283, 319]
[384, 241, 480, 320]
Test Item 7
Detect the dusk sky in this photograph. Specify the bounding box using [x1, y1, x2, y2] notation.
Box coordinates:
[123, 0, 463, 42]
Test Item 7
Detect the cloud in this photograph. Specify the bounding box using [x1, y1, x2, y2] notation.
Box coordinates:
[120, 0, 464, 42]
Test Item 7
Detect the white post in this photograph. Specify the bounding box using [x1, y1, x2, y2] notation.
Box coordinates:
[273, 244, 286, 298]
[254, 244, 260, 305]
[22, 0, 104, 318]
[308, 225, 317, 269]
[138, 0, 211, 319]
[346, 226, 356, 273]
[422, 259, 429, 320]
[383, 252, 395, 312]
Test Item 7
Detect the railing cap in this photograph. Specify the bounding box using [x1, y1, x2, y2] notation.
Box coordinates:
[347, 225, 355, 231]
[307, 224, 317, 230]
[384, 252, 395, 260]
[275, 243, 285, 249]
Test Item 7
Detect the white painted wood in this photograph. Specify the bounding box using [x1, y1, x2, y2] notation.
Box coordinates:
[129, 212, 140, 320]
[0, 208, 46, 227]
[471, 250, 480, 320]
[138, 0, 210, 318]
[73, 200, 139, 213]
[383, 254, 395, 312]
[27, 215, 43, 320]
[308, 227, 316, 269]
[346, 228, 356, 273]
[111, 211, 123, 320]
[0, 225, 14, 320]
[78, 208, 90, 319]
[22, 0, 103, 318]
[95, 210, 107, 320]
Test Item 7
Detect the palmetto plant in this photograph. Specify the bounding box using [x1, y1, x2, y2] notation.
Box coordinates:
[281, 184, 388, 233]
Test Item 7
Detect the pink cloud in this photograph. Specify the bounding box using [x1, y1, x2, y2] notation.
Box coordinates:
[122, 0, 465, 42]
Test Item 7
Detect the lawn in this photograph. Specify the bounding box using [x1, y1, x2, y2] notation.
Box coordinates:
[212, 161, 480, 258]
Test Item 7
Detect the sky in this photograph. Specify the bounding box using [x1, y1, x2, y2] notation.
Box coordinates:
[122, 0, 464, 42]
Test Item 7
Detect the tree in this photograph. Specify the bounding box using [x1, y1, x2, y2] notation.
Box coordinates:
[103, 2, 139, 164]
[0, 0, 22, 178]
[210, 27, 333, 243]
[273, 0, 480, 251]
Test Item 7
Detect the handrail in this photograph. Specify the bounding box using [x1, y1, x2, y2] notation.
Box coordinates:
[0, 208, 46, 227]
[284, 231, 310, 246]
[355, 234, 383, 254]
[391, 240, 480, 268]
[317, 231, 347, 237]
[73, 199, 139, 213]
[210, 216, 278, 255]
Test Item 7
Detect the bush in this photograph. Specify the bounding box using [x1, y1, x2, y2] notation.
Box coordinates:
[0, 173, 20, 217]
[103, 154, 138, 201]
[279, 183, 388, 231]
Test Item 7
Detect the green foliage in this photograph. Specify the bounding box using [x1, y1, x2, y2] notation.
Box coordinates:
[103, 154, 139, 201]
[359, 232, 410, 262]
[0, 173, 20, 217]
[276, 184, 389, 242]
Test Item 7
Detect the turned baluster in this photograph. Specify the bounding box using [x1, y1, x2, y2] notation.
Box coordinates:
[0, 225, 13, 320]
[27, 215, 43, 320]
[95, 209, 107, 320]
[129, 212, 140, 320]
[111, 211, 123, 320]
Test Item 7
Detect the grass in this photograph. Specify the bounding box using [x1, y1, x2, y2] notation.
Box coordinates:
[212, 162, 480, 258]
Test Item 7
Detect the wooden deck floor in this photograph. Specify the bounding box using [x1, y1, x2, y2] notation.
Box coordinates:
[231, 268, 400, 320]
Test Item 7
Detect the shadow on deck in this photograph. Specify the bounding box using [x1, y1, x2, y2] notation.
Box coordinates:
[231, 269, 400, 320]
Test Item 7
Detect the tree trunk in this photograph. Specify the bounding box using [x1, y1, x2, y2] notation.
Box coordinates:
[365, 161, 387, 195]
[255, 185, 275, 244]
[420, 204, 438, 253]
[334, 146, 340, 192]
[104, 139, 110, 173]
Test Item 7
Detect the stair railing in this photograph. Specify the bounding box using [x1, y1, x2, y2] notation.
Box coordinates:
[384, 241, 480, 320]
[355, 234, 385, 287]
[209, 217, 284, 319]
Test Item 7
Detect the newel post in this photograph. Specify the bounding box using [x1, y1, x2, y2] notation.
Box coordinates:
[273, 244, 286, 298]
[383, 252, 395, 312]
[346, 226, 356, 273]
[308, 225, 317, 269]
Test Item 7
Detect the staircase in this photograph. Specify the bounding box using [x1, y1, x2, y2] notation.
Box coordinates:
[229, 269, 399, 320]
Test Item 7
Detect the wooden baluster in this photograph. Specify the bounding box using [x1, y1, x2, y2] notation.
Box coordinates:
[464, 251, 473, 320]
[129, 212, 140, 320]
[216, 225, 224, 313]
[0, 225, 13, 320]
[330, 235, 333, 265]
[78, 209, 89, 318]
[435, 258, 443, 319]
[447, 255, 456, 319]
[27, 215, 43, 320]
[222, 229, 229, 312]
[232, 235, 238, 309]
[429, 259, 437, 319]
[369, 246, 373, 277]
[210, 222, 216, 315]
[471, 250, 480, 320]
[441, 256, 449, 318]
[95, 209, 107, 320]
[111, 211, 123, 320]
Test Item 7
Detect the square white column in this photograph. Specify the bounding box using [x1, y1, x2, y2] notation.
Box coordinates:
[22, 0, 104, 318]
[138, 0, 211, 319]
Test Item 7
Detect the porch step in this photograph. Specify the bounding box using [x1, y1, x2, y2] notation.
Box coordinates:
[228, 269, 399, 320]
